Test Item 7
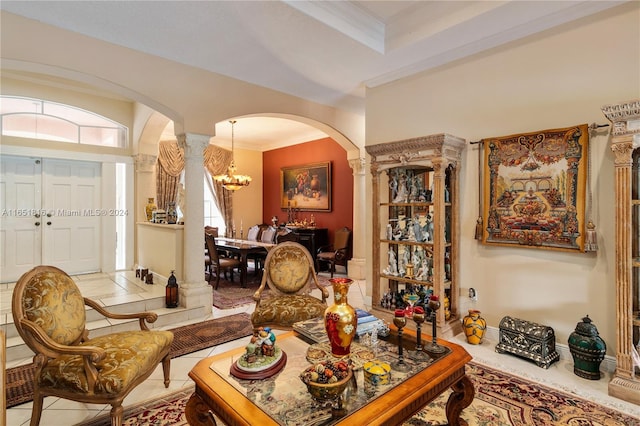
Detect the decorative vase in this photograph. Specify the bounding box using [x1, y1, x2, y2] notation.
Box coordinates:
[463, 309, 486, 345]
[568, 315, 606, 380]
[145, 198, 156, 222]
[310, 174, 320, 191]
[166, 202, 177, 224]
[324, 278, 357, 357]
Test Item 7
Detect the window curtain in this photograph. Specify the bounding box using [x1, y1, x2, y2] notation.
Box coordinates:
[204, 145, 233, 235]
[156, 141, 185, 210]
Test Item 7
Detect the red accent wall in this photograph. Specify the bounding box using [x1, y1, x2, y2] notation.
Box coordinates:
[263, 137, 353, 246]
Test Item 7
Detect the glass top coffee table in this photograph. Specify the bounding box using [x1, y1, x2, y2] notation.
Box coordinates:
[186, 328, 473, 426]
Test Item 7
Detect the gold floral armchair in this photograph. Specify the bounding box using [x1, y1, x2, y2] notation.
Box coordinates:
[251, 242, 329, 329]
[12, 265, 174, 426]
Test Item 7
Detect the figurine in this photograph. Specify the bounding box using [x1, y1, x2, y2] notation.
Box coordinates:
[393, 172, 409, 203]
[383, 250, 399, 276]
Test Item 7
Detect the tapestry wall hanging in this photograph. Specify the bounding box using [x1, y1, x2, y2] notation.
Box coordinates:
[482, 124, 589, 252]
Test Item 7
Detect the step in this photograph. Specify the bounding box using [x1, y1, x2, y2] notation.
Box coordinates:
[3, 297, 208, 364]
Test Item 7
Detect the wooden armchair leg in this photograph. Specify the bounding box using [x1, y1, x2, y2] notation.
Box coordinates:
[162, 354, 171, 388]
[110, 403, 124, 426]
[29, 393, 44, 426]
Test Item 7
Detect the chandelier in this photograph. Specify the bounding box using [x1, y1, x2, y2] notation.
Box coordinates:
[214, 120, 252, 191]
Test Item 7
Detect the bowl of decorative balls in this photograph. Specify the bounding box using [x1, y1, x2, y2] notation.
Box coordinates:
[300, 359, 353, 402]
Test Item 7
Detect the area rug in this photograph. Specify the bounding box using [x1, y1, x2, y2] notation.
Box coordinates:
[78, 361, 640, 426]
[212, 268, 333, 309]
[5, 313, 253, 408]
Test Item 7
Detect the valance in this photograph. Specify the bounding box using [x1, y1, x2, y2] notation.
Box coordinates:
[157, 140, 184, 177]
[204, 144, 232, 176]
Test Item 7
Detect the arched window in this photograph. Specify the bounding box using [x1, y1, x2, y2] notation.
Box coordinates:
[0, 96, 128, 148]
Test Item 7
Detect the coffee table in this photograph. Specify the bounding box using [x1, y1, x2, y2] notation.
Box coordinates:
[186, 328, 474, 426]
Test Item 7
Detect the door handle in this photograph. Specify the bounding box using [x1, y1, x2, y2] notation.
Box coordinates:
[35, 222, 40, 226]
[47, 213, 52, 218]
[34, 213, 40, 218]
[47, 221, 52, 226]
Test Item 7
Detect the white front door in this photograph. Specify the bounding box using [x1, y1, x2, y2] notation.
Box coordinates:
[42, 159, 101, 274]
[0, 156, 42, 281]
[0, 156, 102, 282]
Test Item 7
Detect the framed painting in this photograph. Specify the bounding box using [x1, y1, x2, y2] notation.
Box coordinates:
[280, 161, 331, 211]
[481, 124, 589, 252]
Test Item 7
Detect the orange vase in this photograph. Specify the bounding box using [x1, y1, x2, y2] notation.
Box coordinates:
[324, 278, 357, 356]
[463, 309, 486, 345]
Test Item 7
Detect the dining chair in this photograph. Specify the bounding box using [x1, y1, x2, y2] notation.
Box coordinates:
[12, 265, 173, 426]
[316, 226, 352, 277]
[247, 225, 260, 241]
[246, 225, 265, 272]
[251, 242, 329, 330]
[276, 227, 299, 243]
[260, 226, 277, 244]
[205, 233, 242, 289]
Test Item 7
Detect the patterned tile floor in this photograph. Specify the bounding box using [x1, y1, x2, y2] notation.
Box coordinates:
[4, 271, 640, 425]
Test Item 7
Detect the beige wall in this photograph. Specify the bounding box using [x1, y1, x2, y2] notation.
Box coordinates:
[365, 3, 640, 351]
[229, 147, 263, 234]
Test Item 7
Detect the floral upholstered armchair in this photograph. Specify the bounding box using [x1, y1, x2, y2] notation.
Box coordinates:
[251, 242, 329, 329]
[11, 265, 174, 426]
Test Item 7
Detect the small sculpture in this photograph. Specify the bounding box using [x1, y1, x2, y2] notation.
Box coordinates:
[383, 250, 398, 276]
[393, 173, 409, 203]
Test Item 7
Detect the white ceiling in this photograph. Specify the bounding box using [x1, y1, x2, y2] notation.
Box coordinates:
[1, 1, 627, 150]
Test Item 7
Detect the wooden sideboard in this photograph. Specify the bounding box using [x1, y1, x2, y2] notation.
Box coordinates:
[291, 227, 328, 261]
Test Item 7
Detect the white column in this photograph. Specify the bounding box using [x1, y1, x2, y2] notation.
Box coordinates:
[348, 157, 366, 280]
[177, 133, 212, 310]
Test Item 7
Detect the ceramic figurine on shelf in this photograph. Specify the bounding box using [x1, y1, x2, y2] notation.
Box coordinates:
[383, 250, 398, 276]
[393, 172, 409, 203]
[410, 175, 422, 202]
[407, 218, 417, 241]
[386, 224, 393, 240]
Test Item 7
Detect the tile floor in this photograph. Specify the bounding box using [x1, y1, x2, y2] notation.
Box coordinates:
[4, 271, 640, 425]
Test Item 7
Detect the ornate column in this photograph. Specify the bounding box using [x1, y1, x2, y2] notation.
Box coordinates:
[177, 133, 212, 310]
[348, 157, 366, 280]
[603, 99, 640, 404]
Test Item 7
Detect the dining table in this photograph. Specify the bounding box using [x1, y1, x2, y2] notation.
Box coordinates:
[214, 237, 275, 287]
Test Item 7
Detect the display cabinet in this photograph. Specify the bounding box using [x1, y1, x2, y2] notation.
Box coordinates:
[366, 134, 465, 338]
[602, 99, 640, 405]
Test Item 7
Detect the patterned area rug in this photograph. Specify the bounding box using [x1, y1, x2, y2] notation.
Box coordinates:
[78, 361, 640, 426]
[5, 313, 253, 408]
[211, 268, 333, 309]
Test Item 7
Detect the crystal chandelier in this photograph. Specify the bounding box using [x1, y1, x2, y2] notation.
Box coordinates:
[214, 120, 252, 191]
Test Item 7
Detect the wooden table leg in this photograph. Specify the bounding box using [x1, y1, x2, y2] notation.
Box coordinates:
[445, 374, 474, 426]
[239, 252, 248, 288]
[185, 392, 217, 426]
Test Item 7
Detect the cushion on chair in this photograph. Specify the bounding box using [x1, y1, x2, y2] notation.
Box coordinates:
[22, 271, 86, 346]
[267, 251, 310, 294]
[316, 252, 335, 262]
[251, 295, 326, 327]
[38, 330, 174, 394]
